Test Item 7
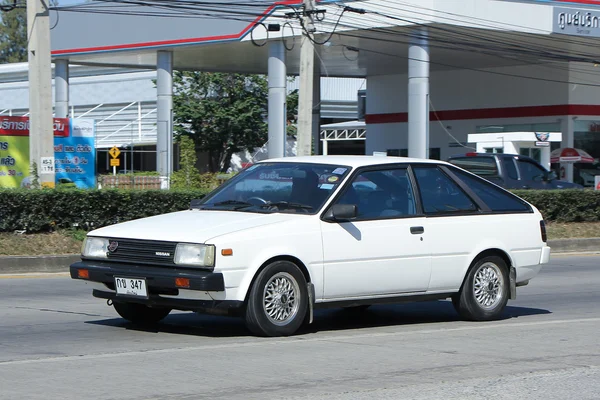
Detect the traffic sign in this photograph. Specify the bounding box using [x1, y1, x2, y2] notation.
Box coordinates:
[109, 146, 121, 159]
[110, 158, 120, 167]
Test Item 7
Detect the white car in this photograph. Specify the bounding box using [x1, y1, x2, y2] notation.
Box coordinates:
[71, 156, 551, 336]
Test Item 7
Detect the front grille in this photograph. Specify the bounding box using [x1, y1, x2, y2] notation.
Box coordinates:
[106, 238, 177, 265]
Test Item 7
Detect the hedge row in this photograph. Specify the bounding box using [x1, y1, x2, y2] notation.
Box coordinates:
[0, 188, 599, 233]
[0, 189, 211, 233]
[513, 189, 600, 223]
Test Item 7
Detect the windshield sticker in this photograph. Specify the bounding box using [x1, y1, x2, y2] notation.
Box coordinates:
[320, 183, 335, 190]
[327, 175, 340, 183]
[332, 167, 347, 175]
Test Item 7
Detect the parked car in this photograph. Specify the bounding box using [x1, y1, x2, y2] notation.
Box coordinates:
[447, 153, 582, 189]
[70, 156, 550, 336]
[574, 161, 600, 187]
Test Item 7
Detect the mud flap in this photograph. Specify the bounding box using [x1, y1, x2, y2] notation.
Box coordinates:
[509, 267, 517, 300]
[307, 282, 315, 324]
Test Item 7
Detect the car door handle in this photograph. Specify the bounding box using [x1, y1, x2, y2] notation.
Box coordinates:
[410, 226, 424, 234]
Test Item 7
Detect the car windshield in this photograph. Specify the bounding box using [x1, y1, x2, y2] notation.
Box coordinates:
[197, 162, 351, 214]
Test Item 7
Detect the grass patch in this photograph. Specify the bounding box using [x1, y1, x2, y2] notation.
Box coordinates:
[0, 223, 599, 256]
[546, 222, 600, 240]
[0, 231, 83, 256]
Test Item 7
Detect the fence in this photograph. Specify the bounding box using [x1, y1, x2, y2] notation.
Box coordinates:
[98, 175, 162, 190]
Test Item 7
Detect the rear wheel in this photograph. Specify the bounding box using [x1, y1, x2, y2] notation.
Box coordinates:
[245, 260, 308, 337]
[113, 302, 171, 325]
[453, 256, 509, 321]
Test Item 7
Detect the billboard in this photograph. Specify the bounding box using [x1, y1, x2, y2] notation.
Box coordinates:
[0, 135, 30, 188]
[0, 116, 96, 189]
[54, 119, 97, 189]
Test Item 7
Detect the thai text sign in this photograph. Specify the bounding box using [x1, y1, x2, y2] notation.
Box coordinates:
[0, 116, 96, 189]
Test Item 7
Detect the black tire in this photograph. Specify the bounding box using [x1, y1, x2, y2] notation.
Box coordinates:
[245, 260, 308, 337]
[453, 256, 509, 321]
[113, 301, 171, 325]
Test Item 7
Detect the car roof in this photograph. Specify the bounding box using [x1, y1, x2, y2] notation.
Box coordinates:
[260, 155, 448, 168]
[448, 152, 541, 163]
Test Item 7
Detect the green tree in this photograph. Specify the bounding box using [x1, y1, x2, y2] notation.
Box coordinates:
[286, 88, 299, 137]
[170, 135, 201, 189]
[173, 72, 269, 173]
[0, 2, 27, 63]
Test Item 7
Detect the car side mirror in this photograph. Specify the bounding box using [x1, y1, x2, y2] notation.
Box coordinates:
[323, 204, 357, 222]
[546, 170, 557, 181]
[189, 199, 204, 209]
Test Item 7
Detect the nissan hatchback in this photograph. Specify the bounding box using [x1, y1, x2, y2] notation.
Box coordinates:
[71, 156, 551, 336]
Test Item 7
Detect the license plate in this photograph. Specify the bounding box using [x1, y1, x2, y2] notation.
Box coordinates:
[114, 277, 148, 297]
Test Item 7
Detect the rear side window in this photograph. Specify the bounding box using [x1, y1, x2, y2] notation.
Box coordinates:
[448, 157, 498, 176]
[413, 167, 478, 214]
[450, 167, 531, 212]
[502, 158, 519, 180]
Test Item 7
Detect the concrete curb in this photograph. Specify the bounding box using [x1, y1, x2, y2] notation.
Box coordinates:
[547, 238, 600, 253]
[0, 254, 80, 274]
[0, 238, 599, 274]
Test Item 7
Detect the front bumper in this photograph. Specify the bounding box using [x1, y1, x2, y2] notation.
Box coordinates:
[70, 260, 243, 315]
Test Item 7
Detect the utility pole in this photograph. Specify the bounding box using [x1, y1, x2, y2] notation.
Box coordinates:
[296, 0, 316, 157]
[27, 0, 55, 187]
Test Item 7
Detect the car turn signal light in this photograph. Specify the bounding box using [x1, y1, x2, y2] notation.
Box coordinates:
[221, 249, 233, 256]
[175, 278, 190, 288]
[77, 269, 89, 279]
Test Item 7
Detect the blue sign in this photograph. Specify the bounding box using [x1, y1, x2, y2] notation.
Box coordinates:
[53, 119, 96, 189]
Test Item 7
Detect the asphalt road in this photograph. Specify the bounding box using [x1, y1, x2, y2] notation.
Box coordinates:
[0, 255, 599, 400]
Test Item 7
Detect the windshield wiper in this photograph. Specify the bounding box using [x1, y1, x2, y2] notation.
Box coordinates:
[260, 201, 313, 210]
[210, 200, 254, 209]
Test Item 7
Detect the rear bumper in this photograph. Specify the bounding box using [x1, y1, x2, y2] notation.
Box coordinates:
[70, 260, 243, 315]
[540, 245, 551, 264]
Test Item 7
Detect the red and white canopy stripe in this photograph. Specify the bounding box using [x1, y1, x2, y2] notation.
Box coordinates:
[550, 148, 594, 163]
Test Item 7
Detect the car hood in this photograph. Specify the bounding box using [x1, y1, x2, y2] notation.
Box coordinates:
[87, 209, 303, 243]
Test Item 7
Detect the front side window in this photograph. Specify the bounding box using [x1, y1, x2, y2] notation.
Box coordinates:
[199, 162, 350, 214]
[517, 160, 546, 181]
[335, 168, 417, 219]
[413, 166, 478, 214]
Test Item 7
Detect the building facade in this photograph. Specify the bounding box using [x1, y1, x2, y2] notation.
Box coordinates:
[18, 0, 600, 184]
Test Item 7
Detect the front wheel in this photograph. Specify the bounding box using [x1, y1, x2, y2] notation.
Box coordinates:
[453, 256, 509, 321]
[113, 302, 171, 325]
[245, 261, 308, 337]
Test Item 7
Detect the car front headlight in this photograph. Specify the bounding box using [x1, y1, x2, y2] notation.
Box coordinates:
[174, 243, 215, 267]
[82, 237, 109, 259]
